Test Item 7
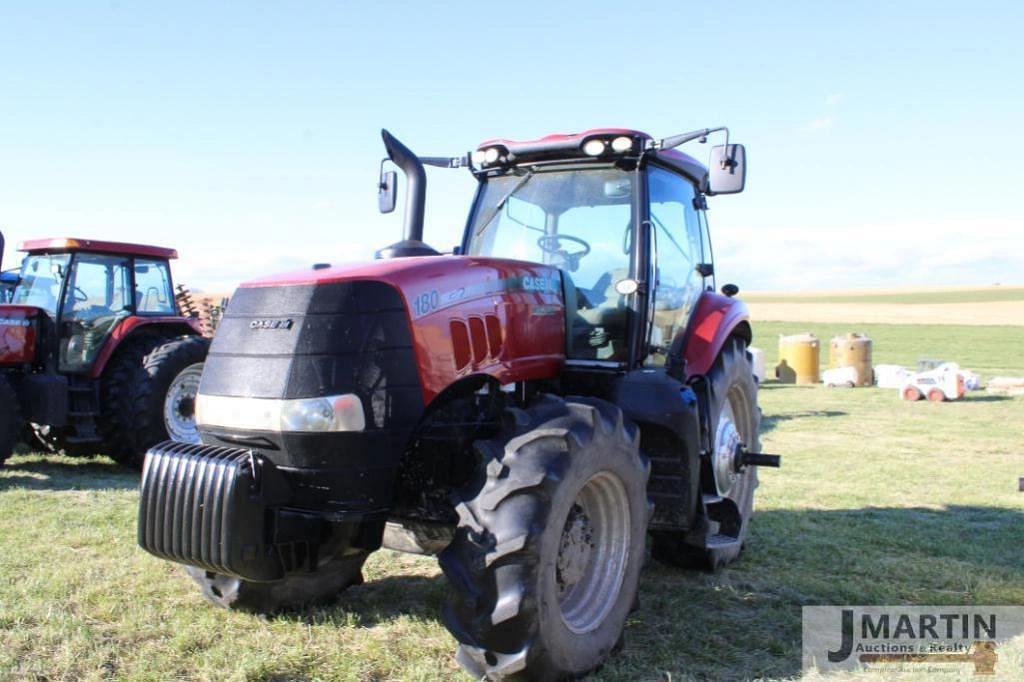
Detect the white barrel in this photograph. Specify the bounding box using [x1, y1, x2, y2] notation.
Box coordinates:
[749, 347, 766, 384]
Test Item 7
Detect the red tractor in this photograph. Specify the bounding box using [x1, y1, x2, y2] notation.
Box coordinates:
[0, 235, 210, 467]
[138, 127, 778, 679]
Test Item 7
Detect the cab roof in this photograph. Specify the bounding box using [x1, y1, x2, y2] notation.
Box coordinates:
[18, 238, 177, 260]
[476, 128, 708, 183]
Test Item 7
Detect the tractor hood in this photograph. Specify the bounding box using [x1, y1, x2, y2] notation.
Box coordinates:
[0, 304, 42, 365]
[228, 254, 566, 403]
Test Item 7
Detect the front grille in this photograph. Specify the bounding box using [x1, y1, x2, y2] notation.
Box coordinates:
[137, 441, 291, 581]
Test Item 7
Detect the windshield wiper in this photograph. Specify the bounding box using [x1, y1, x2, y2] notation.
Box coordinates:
[474, 170, 536, 236]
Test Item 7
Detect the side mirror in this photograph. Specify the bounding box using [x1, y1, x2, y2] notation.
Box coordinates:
[378, 169, 397, 214]
[708, 144, 746, 195]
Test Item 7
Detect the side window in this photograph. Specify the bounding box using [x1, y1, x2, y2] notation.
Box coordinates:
[134, 259, 175, 314]
[647, 167, 705, 361]
[62, 254, 131, 316]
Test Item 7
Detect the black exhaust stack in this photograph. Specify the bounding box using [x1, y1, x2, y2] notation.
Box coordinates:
[376, 129, 439, 259]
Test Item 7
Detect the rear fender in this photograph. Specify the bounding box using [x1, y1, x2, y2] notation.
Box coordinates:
[678, 292, 752, 380]
[90, 316, 203, 378]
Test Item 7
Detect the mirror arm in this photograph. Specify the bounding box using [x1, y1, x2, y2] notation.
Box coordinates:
[654, 126, 729, 152]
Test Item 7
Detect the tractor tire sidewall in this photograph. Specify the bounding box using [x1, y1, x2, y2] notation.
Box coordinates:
[441, 396, 650, 680]
[534, 423, 649, 674]
[101, 335, 209, 467]
[0, 375, 23, 465]
[185, 551, 368, 614]
[141, 337, 208, 451]
[704, 337, 761, 560]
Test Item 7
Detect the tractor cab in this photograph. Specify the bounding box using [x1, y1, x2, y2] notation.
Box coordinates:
[455, 128, 746, 375]
[5, 239, 179, 373]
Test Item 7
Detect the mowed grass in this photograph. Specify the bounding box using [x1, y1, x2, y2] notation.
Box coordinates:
[1, 321, 1023, 680]
[745, 287, 1024, 305]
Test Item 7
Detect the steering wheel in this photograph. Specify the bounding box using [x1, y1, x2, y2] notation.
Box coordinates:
[73, 286, 88, 303]
[537, 234, 591, 271]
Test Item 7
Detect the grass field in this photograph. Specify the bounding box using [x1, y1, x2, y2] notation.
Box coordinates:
[1, 321, 1023, 680]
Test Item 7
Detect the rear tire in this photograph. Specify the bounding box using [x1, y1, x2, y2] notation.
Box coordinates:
[0, 376, 23, 466]
[100, 335, 209, 467]
[652, 337, 761, 571]
[440, 396, 650, 680]
[185, 551, 368, 613]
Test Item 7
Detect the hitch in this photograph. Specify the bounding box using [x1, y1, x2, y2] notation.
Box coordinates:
[737, 446, 781, 469]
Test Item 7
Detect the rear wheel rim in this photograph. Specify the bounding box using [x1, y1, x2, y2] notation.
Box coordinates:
[164, 363, 203, 443]
[556, 471, 630, 634]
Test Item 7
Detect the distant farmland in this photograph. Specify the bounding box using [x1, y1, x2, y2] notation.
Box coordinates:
[744, 285, 1024, 326]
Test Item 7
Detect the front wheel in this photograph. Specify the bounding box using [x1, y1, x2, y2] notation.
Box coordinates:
[100, 335, 210, 467]
[440, 396, 651, 680]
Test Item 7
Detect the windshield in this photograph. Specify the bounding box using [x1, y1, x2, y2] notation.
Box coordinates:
[467, 168, 634, 289]
[467, 167, 636, 361]
[12, 254, 71, 315]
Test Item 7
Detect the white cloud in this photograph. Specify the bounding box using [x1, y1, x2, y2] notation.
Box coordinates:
[713, 219, 1024, 291]
[805, 115, 835, 131]
[172, 241, 375, 294]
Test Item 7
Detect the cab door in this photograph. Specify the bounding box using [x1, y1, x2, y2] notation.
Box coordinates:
[645, 166, 709, 363]
[59, 253, 133, 372]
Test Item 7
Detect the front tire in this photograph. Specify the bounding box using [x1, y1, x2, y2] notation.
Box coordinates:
[440, 396, 650, 680]
[185, 551, 369, 613]
[100, 335, 209, 467]
[0, 376, 23, 466]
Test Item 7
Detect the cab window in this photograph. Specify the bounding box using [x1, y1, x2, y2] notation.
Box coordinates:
[60, 253, 132, 372]
[647, 166, 705, 362]
[134, 259, 175, 314]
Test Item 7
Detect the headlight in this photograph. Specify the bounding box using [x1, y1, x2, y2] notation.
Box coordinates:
[582, 139, 607, 156]
[610, 136, 634, 152]
[195, 393, 366, 432]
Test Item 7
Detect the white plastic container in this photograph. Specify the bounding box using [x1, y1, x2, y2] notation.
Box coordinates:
[823, 366, 859, 387]
[749, 347, 766, 384]
[874, 364, 912, 389]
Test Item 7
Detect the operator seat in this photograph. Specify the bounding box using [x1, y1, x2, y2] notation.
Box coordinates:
[562, 268, 629, 360]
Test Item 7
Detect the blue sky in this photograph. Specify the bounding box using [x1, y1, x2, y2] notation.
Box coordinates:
[1, 1, 1021, 292]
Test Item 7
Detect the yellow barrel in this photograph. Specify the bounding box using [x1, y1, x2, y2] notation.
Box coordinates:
[829, 333, 873, 386]
[776, 333, 820, 384]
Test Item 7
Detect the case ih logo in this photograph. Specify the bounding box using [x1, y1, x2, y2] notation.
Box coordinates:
[249, 319, 294, 330]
